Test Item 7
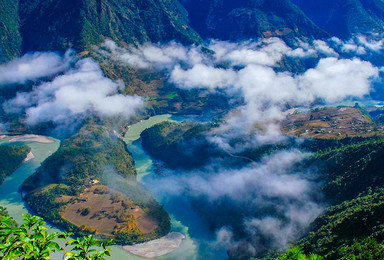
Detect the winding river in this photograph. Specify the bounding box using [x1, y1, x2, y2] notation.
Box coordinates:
[0, 114, 227, 260]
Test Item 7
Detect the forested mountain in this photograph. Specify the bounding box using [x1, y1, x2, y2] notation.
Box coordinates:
[0, 0, 202, 62]
[3, 0, 384, 63]
[291, 0, 384, 38]
[0, 0, 22, 62]
[180, 0, 328, 43]
[2, 0, 384, 259]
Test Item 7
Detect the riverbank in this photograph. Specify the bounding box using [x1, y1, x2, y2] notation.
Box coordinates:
[0, 134, 56, 144]
[123, 232, 186, 258]
[23, 151, 35, 162]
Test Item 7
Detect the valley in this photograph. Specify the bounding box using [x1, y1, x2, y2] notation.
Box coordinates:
[1, 0, 384, 259]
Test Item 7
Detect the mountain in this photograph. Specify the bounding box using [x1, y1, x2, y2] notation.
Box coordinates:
[180, 0, 328, 43]
[291, 0, 384, 38]
[0, 0, 202, 59]
[0, 0, 21, 62]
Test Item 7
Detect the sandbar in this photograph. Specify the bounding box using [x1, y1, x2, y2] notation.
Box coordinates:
[23, 151, 35, 162]
[123, 232, 185, 258]
[2, 134, 56, 144]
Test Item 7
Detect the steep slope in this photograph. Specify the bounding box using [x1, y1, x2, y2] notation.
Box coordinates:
[19, 0, 202, 53]
[180, 0, 328, 43]
[0, 0, 21, 62]
[0, 144, 30, 185]
[291, 0, 384, 38]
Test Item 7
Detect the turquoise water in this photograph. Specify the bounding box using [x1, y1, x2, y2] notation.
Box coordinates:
[0, 140, 60, 224]
[122, 115, 227, 260]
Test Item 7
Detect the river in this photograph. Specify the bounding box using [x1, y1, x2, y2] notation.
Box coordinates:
[0, 114, 227, 260]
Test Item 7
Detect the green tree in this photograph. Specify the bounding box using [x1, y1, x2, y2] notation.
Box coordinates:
[0, 213, 113, 259]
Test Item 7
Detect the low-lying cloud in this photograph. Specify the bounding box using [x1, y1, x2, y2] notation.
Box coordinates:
[2, 53, 143, 125]
[145, 150, 322, 256]
[0, 50, 74, 85]
[97, 36, 383, 257]
[99, 37, 379, 136]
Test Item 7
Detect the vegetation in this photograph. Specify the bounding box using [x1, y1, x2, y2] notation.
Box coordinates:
[181, 0, 328, 43]
[140, 121, 225, 169]
[0, 144, 30, 185]
[313, 138, 384, 203]
[22, 122, 170, 244]
[23, 122, 136, 191]
[18, 0, 201, 53]
[288, 136, 384, 259]
[298, 189, 384, 259]
[292, 0, 384, 38]
[0, 0, 21, 63]
[255, 247, 323, 260]
[0, 211, 113, 259]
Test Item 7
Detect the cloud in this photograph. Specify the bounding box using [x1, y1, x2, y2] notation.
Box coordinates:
[98, 40, 195, 70]
[170, 64, 236, 89]
[100, 38, 379, 135]
[94, 37, 382, 257]
[331, 35, 384, 55]
[0, 50, 74, 85]
[4, 56, 143, 125]
[313, 40, 338, 57]
[146, 149, 323, 255]
[299, 57, 377, 102]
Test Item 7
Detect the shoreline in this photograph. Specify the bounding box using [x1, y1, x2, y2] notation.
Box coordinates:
[23, 151, 35, 163]
[0, 134, 56, 144]
[122, 232, 186, 258]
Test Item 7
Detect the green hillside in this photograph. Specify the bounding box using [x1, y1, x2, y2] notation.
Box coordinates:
[19, 0, 202, 53]
[291, 0, 384, 38]
[0, 0, 21, 62]
[22, 121, 170, 244]
[181, 0, 328, 43]
[0, 144, 30, 185]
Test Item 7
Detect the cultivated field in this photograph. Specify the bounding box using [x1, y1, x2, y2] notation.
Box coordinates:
[281, 106, 384, 139]
[61, 185, 159, 236]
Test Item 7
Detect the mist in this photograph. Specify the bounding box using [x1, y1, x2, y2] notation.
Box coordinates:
[144, 149, 322, 256]
[0, 50, 75, 85]
[99, 37, 380, 137]
[96, 36, 384, 257]
[1, 34, 382, 258]
[1, 52, 143, 128]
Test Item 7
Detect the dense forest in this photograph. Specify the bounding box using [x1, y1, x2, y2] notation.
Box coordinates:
[0, 144, 30, 185]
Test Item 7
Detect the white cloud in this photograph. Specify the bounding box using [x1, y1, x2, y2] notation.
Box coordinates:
[299, 57, 378, 102]
[0, 50, 74, 85]
[313, 40, 338, 57]
[4, 57, 143, 125]
[170, 64, 236, 89]
[146, 149, 323, 254]
[99, 38, 380, 141]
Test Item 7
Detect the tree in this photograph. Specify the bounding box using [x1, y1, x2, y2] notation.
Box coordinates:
[0, 213, 113, 259]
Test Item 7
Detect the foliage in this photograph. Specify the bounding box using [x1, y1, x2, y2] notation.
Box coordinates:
[337, 237, 384, 260]
[0, 144, 30, 185]
[17, 0, 201, 54]
[0, 0, 21, 63]
[181, 0, 328, 44]
[255, 246, 323, 260]
[22, 122, 170, 244]
[292, 0, 384, 38]
[141, 121, 229, 170]
[299, 189, 384, 259]
[0, 212, 113, 259]
[313, 138, 384, 203]
[23, 123, 136, 192]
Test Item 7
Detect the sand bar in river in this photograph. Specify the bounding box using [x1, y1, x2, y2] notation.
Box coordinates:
[1, 134, 56, 144]
[123, 232, 186, 258]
